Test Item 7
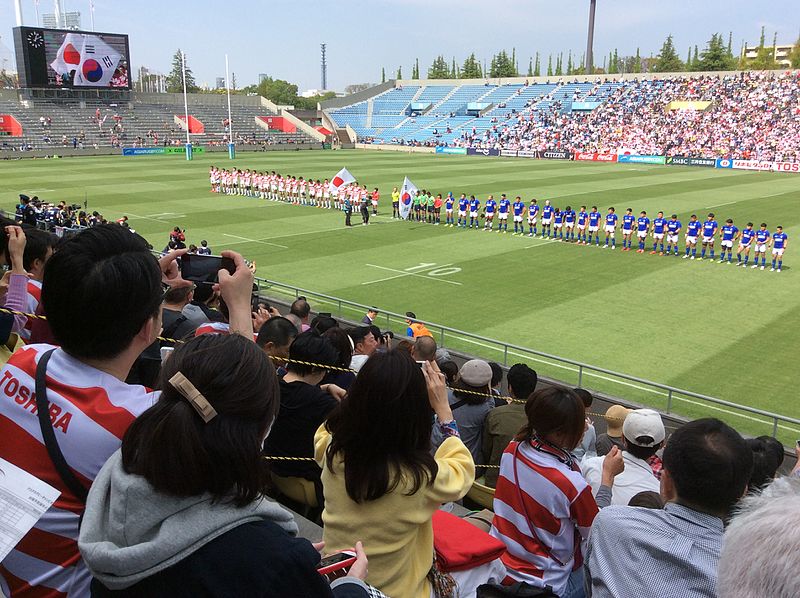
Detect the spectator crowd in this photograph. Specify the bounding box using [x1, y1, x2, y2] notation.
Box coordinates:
[0, 219, 798, 598]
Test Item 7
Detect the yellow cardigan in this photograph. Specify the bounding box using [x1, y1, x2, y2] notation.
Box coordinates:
[314, 424, 475, 598]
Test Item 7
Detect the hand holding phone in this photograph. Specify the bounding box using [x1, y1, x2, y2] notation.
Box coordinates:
[317, 550, 357, 582]
[180, 254, 235, 285]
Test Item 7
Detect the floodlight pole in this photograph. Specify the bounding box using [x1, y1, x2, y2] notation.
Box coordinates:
[14, 0, 23, 26]
[89, 0, 95, 30]
[225, 54, 235, 160]
[34, 0, 40, 26]
[585, 0, 597, 75]
[181, 51, 193, 161]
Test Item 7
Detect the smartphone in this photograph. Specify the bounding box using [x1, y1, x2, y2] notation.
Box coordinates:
[180, 254, 235, 285]
[317, 550, 357, 580]
[416, 361, 426, 368]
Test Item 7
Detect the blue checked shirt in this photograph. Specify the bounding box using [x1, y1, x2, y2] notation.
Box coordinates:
[586, 502, 723, 598]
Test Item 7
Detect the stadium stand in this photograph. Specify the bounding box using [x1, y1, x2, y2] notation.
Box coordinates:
[325, 72, 800, 161]
[0, 93, 317, 152]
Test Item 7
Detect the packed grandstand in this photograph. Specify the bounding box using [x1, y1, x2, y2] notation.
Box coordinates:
[326, 71, 800, 162]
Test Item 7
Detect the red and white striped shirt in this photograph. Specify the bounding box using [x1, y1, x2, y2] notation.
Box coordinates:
[0, 344, 157, 598]
[490, 440, 598, 596]
[20, 280, 43, 341]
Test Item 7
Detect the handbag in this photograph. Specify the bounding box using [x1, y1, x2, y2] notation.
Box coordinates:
[432, 510, 506, 572]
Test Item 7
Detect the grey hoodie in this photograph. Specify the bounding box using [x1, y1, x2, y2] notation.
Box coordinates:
[79, 450, 298, 590]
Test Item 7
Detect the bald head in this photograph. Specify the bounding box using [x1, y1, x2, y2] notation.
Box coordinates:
[412, 335, 437, 361]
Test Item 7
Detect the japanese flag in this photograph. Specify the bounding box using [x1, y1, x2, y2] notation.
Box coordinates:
[328, 167, 356, 193]
[399, 176, 418, 220]
[50, 33, 84, 77]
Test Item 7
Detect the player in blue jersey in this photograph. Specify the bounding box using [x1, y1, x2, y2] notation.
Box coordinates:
[541, 200, 554, 238]
[527, 199, 539, 237]
[752, 223, 770, 269]
[683, 214, 702, 259]
[621, 208, 635, 251]
[771, 226, 788, 272]
[563, 205, 576, 242]
[457, 194, 469, 228]
[587, 206, 602, 246]
[512, 196, 526, 235]
[650, 211, 666, 254]
[445, 193, 455, 227]
[636, 211, 650, 253]
[603, 207, 618, 249]
[576, 206, 588, 244]
[737, 222, 755, 267]
[497, 194, 511, 233]
[553, 208, 564, 240]
[468, 195, 481, 229]
[483, 195, 497, 231]
[718, 218, 739, 264]
[665, 214, 682, 256]
[699, 213, 719, 261]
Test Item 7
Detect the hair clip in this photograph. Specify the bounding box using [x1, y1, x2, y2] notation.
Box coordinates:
[169, 372, 217, 423]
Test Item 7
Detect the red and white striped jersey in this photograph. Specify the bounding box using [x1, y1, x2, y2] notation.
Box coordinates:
[20, 280, 43, 341]
[0, 344, 157, 598]
[490, 440, 598, 596]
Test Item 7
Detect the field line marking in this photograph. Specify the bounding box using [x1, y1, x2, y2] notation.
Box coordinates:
[118, 211, 179, 223]
[361, 263, 453, 286]
[705, 200, 738, 208]
[364, 264, 462, 286]
[222, 233, 288, 249]
[449, 333, 800, 433]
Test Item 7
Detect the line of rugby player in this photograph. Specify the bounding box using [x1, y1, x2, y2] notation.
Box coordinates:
[440, 194, 789, 272]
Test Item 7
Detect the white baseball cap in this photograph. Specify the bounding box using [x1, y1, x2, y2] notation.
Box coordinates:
[622, 409, 665, 448]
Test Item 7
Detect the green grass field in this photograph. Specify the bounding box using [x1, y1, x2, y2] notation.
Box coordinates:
[3, 150, 800, 442]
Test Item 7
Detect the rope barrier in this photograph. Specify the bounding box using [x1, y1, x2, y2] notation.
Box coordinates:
[262, 455, 501, 469]
[2, 306, 628, 421]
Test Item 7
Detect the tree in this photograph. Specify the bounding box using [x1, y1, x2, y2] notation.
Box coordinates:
[451, 57, 459, 79]
[750, 26, 777, 69]
[462, 53, 482, 79]
[698, 33, 736, 71]
[547, 54, 553, 77]
[489, 50, 517, 78]
[527, 57, 533, 77]
[396, 66, 402, 79]
[256, 76, 299, 106]
[554, 53, 563, 76]
[294, 91, 337, 110]
[652, 35, 684, 72]
[567, 51, 573, 74]
[166, 49, 199, 93]
[344, 83, 371, 95]
[633, 47, 642, 73]
[231, 72, 237, 91]
[381, 67, 386, 83]
[534, 52, 541, 77]
[412, 58, 420, 79]
[790, 37, 800, 68]
[428, 55, 449, 79]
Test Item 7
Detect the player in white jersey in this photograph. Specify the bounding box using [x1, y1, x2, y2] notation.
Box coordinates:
[323, 179, 331, 209]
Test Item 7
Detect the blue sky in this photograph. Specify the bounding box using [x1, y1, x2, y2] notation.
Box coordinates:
[1, 1, 797, 91]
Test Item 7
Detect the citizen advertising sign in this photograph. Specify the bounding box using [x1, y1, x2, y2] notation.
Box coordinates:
[540, 149, 572, 160]
[500, 149, 518, 157]
[575, 152, 618, 162]
[667, 156, 715, 167]
[466, 147, 500, 157]
[517, 150, 538, 158]
[617, 154, 666, 165]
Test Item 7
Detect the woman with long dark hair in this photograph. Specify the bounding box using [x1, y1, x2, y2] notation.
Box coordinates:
[316, 351, 475, 598]
[490, 387, 599, 598]
[79, 334, 371, 597]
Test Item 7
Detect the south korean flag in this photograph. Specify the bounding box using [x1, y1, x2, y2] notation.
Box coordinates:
[75, 35, 121, 87]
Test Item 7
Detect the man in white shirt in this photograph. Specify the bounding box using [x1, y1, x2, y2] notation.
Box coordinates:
[347, 326, 379, 373]
[581, 409, 664, 506]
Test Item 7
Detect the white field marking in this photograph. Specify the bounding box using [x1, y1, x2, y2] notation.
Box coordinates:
[118, 211, 178, 223]
[222, 233, 288, 249]
[363, 263, 462, 286]
[449, 333, 800, 434]
[705, 200, 738, 208]
[524, 238, 560, 249]
[145, 212, 187, 218]
[360, 263, 453, 286]
[219, 219, 403, 247]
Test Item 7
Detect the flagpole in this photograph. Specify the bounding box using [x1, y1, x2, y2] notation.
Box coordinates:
[225, 54, 235, 160]
[181, 51, 193, 161]
[89, 0, 95, 30]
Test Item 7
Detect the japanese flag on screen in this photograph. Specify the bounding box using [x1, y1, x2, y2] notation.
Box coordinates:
[328, 167, 356, 193]
[49, 33, 84, 77]
[399, 176, 418, 220]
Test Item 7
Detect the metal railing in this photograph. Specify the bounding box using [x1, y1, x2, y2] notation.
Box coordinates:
[255, 276, 800, 443]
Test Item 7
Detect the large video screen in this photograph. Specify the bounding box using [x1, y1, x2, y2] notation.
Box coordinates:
[13, 26, 131, 89]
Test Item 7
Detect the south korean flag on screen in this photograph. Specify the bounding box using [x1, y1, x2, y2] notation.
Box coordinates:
[75, 35, 121, 87]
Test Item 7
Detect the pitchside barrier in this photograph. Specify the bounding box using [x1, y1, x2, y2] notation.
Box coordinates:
[379, 144, 800, 174]
[253, 276, 800, 445]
